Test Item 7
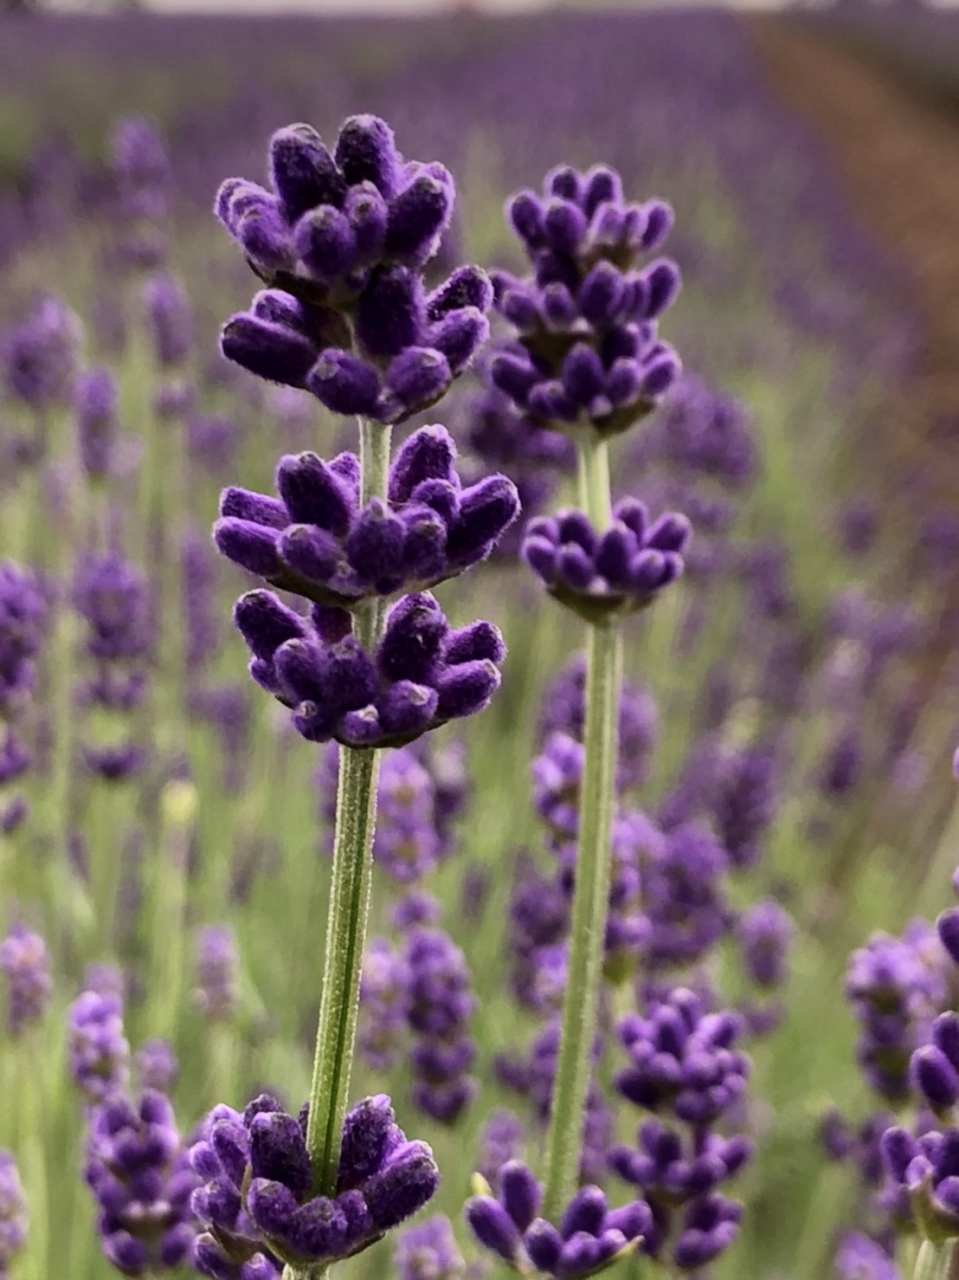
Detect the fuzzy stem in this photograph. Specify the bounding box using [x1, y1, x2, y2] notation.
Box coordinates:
[302, 419, 392, 1210]
[541, 431, 621, 1222]
[914, 1239, 956, 1280]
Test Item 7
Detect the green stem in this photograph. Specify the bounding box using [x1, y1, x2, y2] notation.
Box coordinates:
[541, 432, 621, 1222]
[914, 1239, 956, 1280]
[302, 419, 392, 1209]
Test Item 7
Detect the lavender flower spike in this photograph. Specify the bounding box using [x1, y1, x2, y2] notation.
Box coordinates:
[68, 989, 131, 1104]
[84, 1090, 199, 1274]
[234, 589, 505, 749]
[216, 425, 518, 609]
[0, 1152, 28, 1275]
[0, 922, 52, 1036]
[466, 1162, 650, 1280]
[523, 499, 690, 623]
[190, 1092, 438, 1273]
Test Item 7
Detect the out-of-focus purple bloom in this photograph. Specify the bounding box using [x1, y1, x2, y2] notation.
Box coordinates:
[68, 989, 131, 1104]
[539, 654, 658, 791]
[84, 1089, 198, 1275]
[819, 726, 864, 800]
[523, 499, 690, 623]
[640, 823, 730, 971]
[711, 744, 779, 869]
[531, 731, 584, 842]
[737, 900, 793, 990]
[615, 988, 749, 1125]
[234, 589, 505, 749]
[110, 115, 171, 239]
[73, 555, 151, 667]
[215, 425, 518, 610]
[846, 926, 948, 1103]
[0, 563, 48, 717]
[0, 1151, 28, 1275]
[194, 926, 239, 1023]
[190, 1092, 438, 1272]
[135, 1039, 179, 1094]
[394, 1215, 464, 1280]
[834, 1231, 901, 1280]
[359, 937, 411, 1072]
[632, 375, 757, 490]
[477, 1112, 525, 1191]
[144, 275, 194, 369]
[404, 926, 476, 1125]
[0, 922, 52, 1036]
[881, 1125, 959, 1239]
[76, 366, 120, 481]
[372, 749, 441, 884]
[467, 1162, 650, 1279]
[2, 296, 82, 411]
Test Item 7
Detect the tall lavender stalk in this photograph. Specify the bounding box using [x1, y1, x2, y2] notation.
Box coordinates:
[489, 163, 684, 1217]
[200, 114, 517, 1280]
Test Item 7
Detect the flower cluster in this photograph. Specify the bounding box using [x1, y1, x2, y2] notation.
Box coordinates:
[109, 115, 171, 271]
[215, 424, 518, 610]
[67, 989, 131, 1104]
[190, 1092, 439, 1274]
[394, 1215, 465, 1280]
[523, 499, 689, 623]
[489, 163, 681, 439]
[467, 1162, 649, 1280]
[75, 367, 121, 482]
[194, 926, 240, 1022]
[73, 553, 151, 781]
[405, 926, 477, 1125]
[610, 988, 752, 1269]
[234, 588, 505, 749]
[2, 295, 82, 414]
[0, 562, 48, 717]
[0, 922, 52, 1036]
[84, 1090, 198, 1274]
[881, 1127, 959, 1243]
[845, 925, 948, 1103]
[0, 1151, 28, 1276]
[217, 116, 492, 423]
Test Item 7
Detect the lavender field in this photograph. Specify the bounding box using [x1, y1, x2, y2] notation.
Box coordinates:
[2, 10, 958, 1280]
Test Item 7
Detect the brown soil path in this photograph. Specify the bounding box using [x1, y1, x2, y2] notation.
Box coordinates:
[746, 16, 959, 505]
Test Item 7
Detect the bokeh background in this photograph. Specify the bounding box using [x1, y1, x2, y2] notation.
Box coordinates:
[4, 3, 959, 1279]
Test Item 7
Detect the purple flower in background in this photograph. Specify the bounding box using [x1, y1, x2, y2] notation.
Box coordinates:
[632, 375, 758, 491]
[881, 1125, 959, 1240]
[394, 1215, 464, 1280]
[373, 749, 442, 884]
[523, 498, 689, 623]
[190, 1092, 439, 1272]
[846, 926, 948, 1104]
[110, 115, 171, 269]
[466, 1161, 650, 1280]
[0, 922, 52, 1036]
[404, 926, 477, 1125]
[68, 989, 131, 1104]
[75, 366, 120, 481]
[194, 926, 240, 1022]
[0, 1151, 28, 1276]
[135, 1039, 179, 1094]
[640, 822, 730, 971]
[84, 1089, 199, 1274]
[477, 1112, 526, 1191]
[834, 1232, 901, 1280]
[233, 588, 505, 749]
[359, 938, 411, 1072]
[215, 424, 518, 610]
[539, 654, 658, 791]
[2, 295, 82, 412]
[0, 563, 48, 717]
[144, 275, 194, 369]
[737, 900, 793, 990]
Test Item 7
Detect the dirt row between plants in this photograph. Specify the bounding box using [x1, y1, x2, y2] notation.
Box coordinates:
[746, 15, 959, 510]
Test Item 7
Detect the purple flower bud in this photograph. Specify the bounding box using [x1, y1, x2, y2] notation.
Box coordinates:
[382, 348, 452, 420]
[276, 451, 355, 534]
[270, 123, 346, 220]
[357, 266, 425, 359]
[428, 267, 493, 321]
[507, 191, 546, 249]
[939, 908, 959, 967]
[294, 206, 357, 281]
[346, 182, 389, 265]
[221, 313, 318, 388]
[430, 308, 489, 375]
[335, 115, 400, 198]
[308, 350, 381, 417]
[233, 590, 305, 663]
[466, 1197, 522, 1263]
[386, 171, 454, 266]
